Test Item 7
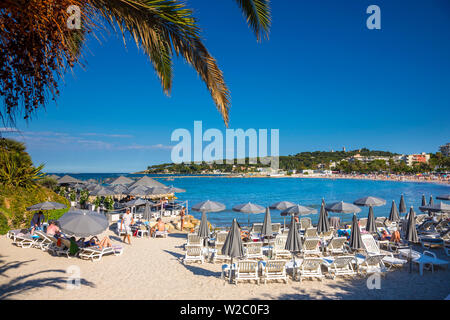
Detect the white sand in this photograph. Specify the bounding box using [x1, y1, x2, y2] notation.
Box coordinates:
[1, 229, 449, 300]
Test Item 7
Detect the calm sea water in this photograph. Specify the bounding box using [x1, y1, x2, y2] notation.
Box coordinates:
[53, 173, 450, 227]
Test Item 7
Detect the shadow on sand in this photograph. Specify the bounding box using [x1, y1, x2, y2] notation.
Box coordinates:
[163, 250, 221, 278]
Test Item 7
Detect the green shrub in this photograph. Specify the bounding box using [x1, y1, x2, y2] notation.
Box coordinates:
[0, 213, 9, 235]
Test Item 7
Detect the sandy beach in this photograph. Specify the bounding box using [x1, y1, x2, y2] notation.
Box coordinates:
[1, 227, 449, 300]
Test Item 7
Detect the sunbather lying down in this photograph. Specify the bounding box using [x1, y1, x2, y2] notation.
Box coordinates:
[88, 236, 113, 250]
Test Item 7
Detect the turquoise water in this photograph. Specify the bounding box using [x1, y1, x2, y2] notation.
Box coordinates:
[55, 173, 450, 227]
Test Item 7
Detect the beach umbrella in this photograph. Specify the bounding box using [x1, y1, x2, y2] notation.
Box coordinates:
[269, 201, 296, 229]
[284, 215, 302, 281]
[260, 207, 273, 238]
[127, 185, 150, 197]
[143, 201, 151, 220]
[221, 219, 245, 283]
[57, 175, 84, 185]
[405, 207, 419, 243]
[124, 198, 149, 208]
[353, 196, 386, 207]
[129, 176, 167, 189]
[326, 201, 361, 214]
[166, 186, 186, 193]
[198, 211, 210, 239]
[388, 200, 400, 222]
[349, 214, 363, 251]
[280, 204, 317, 216]
[419, 202, 450, 213]
[46, 174, 60, 180]
[110, 175, 134, 185]
[27, 201, 66, 211]
[269, 201, 296, 211]
[58, 209, 109, 237]
[399, 194, 407, 214]
[232, 202, 265, 227]
[317, 200, 330, 234]
[192, 200, 226, 213]
[112, 184, 128, 195]
[429, 195, 434, 206]
[91, 186, 114, 197]
[365, 206, 377, 233]
[436, 194, 450, 201]
[421, 195, 426, 207]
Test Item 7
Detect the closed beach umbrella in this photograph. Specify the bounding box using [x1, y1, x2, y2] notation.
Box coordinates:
[399, 194, 407, 214]
[349, 214, 363, 251]
[285, 215, 302, 280]
[429, 195, 434, 206]
[388, 200, 400, 222]
[405, 207, 418, 243]
[260, 207, 273, 238]
[317, 200, 330, 234]
[232, 202, 265, 227]
[198, 211, 210, 239]
[27, 201, 66, 211]
[221, 219, 245, 283]
[353, 196, 386, 207]
[365, 206, 376, 233]
[421, 195, 426, 207]
[143, 201, 151, 221]
[436, 194, 450, 201]
[58, 209, 108, 237]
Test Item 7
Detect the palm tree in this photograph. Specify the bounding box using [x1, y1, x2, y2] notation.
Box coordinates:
[0, 0, 271, 127]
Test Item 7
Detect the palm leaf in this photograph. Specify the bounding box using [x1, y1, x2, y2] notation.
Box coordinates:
[234, 0, 271, 41]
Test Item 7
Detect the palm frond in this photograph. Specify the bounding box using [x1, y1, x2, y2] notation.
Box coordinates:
[234, 0, 271, 41]
[89, 0, 230, 124]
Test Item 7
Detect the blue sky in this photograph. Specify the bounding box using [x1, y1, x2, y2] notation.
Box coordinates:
[2, 0, 450, 172]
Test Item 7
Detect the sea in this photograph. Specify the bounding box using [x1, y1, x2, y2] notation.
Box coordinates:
[51, 173, 450, 227]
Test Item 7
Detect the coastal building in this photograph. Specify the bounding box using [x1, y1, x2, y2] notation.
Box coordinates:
[347, 153, 391, 164]
[440, 143, 450, 157]
[403, 153, 430, 166]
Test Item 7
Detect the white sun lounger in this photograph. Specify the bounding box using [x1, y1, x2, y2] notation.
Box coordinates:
[33, 231, 54, 251]
[12, 233, 37, 248]
[357, 254, 388, 275]
[260, 260, 288, 284]
[78, 244, 123, 262]
[273, 236, 291, 259]
[302, 238, 322, 256]
[325, 237, 348, 256]
[234, 260, 259, 285]
[183, 245, 204, 264]
[298, 258, 324, 282]
[361, 234, 407, 269]
[322, 256, 357, 280]
[244, 242, 264, 260]
[412, 251, 449, 276]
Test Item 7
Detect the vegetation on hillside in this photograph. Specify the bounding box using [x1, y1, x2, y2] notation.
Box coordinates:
[0, 138, 69, 234]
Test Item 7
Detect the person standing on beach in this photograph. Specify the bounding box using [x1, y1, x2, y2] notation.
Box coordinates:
[180, 207, 186, 231]
[120, 209, 134, 245]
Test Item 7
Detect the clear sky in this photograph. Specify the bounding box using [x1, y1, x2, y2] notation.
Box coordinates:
[2, 0, 450, 172]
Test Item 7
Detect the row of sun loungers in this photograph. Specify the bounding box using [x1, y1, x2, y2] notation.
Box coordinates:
[7, 229, 124, 262]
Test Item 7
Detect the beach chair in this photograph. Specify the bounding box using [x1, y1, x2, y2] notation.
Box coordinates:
[6, 229, 22, 241]
[322, 255, 357, 280]
[116, 221, 127, 236]
[361, 234, 407, 268]
[271, 223, 281, 234]
[320, 228, 335, 241]
[48, 237, 70, 257]
[183, 245, 204, 264]
[186, 234, 202, 247]
[273, 236, 291, 259]
[251, 223, 263, 236]
[234, 260, 259, 285]
[212, 244, 231, 263]
[33, 231, 54, 251]
[214, 231, 228, 246]
[412, 251, 449, 276]
[260, 260, 288, 284]
[420, 236, 445, 249]
[358, 254, 388, 276]
[12, 233, 37, 248]
[304, 228, 318, 238]
[78, 244, 122, 262]
[417, 220, 435, 234]
[359, 218, 368, 228]
[299, 218, 311, 230]
[325, 237, 348, 256]
[298, 258, 324, 282]
[302, 238, 321, 256]
[136, 225, 149, 238]
[244, 242, 264, 260]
